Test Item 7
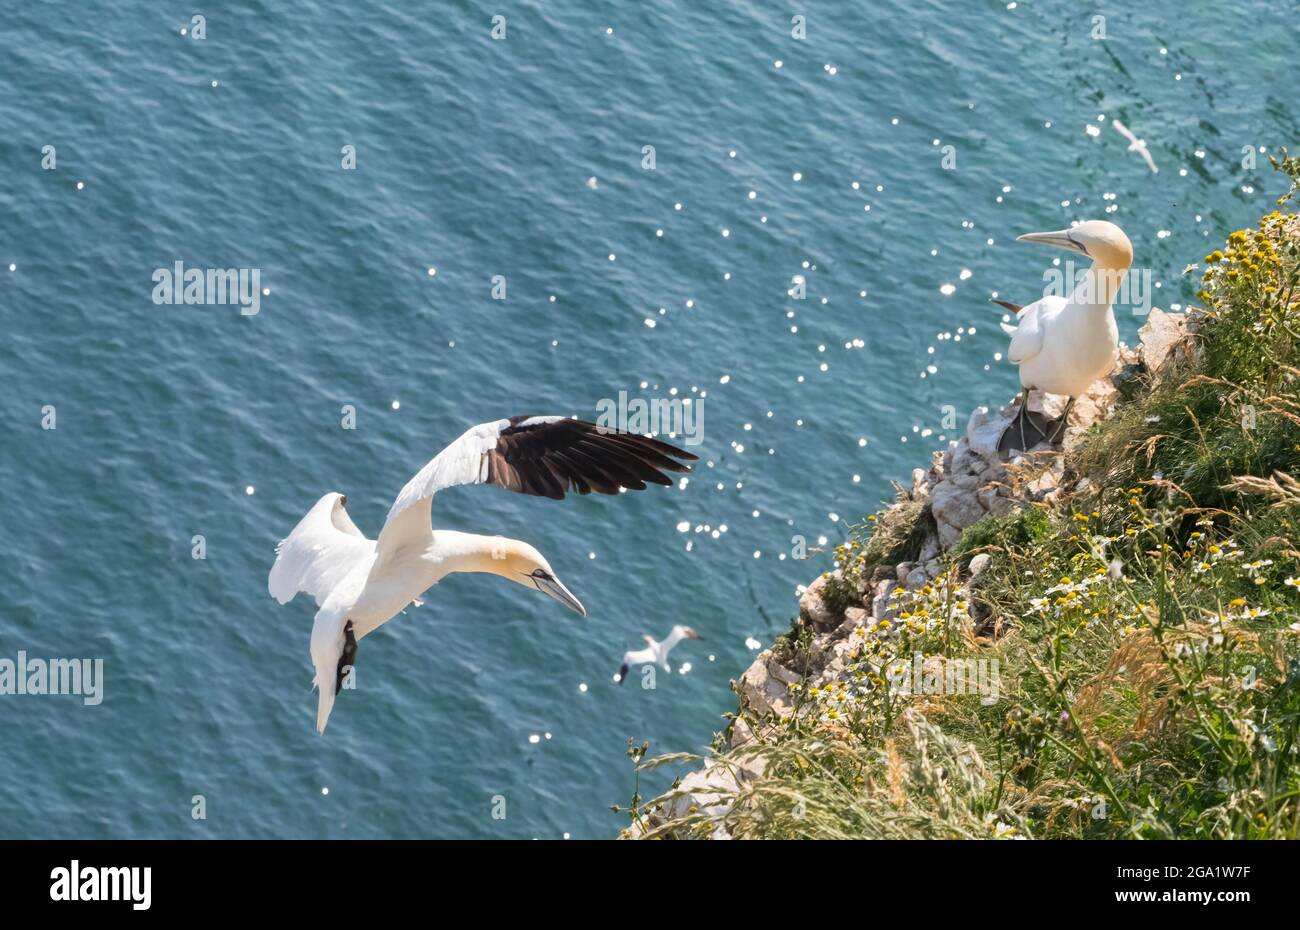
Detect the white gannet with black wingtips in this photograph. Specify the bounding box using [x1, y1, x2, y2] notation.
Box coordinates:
[995, 220, 1133, 452]
[615, 625, 701, 684]
[267, 416, 698, 733]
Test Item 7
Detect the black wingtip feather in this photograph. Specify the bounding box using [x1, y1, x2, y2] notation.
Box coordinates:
[487, 417, 698, 501]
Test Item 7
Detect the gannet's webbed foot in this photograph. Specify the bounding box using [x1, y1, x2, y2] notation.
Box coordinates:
[998, 392, 1051, 454]
[1045, 397, 1076, 446]
[335, 620, 357, 696]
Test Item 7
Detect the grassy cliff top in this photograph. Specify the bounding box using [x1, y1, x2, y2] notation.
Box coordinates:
[622, 153, 1300, 840]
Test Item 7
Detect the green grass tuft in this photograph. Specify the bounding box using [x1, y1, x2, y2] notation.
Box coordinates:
[952, 506, 1053, 562]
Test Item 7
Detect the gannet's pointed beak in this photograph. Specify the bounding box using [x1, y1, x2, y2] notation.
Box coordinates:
[1017, 228, 1089, 255]
[537, 574, 586, 616]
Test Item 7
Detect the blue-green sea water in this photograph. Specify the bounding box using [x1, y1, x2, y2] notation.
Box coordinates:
[1, 1, 1296, 838]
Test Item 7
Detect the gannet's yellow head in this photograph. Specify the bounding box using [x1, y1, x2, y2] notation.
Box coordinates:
[488, 538, 587, 617]
[1018, 220, 1133, 269]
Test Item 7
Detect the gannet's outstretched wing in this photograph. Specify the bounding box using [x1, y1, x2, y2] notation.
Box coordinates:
[268, 492, 376, 607]
[617, 645, 659, 685]
[376, 417, 698, 559]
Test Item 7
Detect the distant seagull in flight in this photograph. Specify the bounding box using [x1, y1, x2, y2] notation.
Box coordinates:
[268, 416, 697, 733]
[994, 220, 1133, 452]
[616, 625, 701, 684]
[1112, 119, 1158, 174]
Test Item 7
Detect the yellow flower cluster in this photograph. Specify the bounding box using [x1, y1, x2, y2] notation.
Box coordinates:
[794, 574, 976, 730]
[1198, 212, 1295, 312]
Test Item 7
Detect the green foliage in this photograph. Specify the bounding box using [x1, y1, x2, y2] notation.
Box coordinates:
[1270, 146, 1300, 208]
[824, 499, 932, 614]
[769, 613, 815, 667]
[952, 506, 1053, 561]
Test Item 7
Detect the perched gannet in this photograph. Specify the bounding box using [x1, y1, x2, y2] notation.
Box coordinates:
[268, 415, 697, 733]
[616, 625, 701, 684]
[995, 220, 1133, 452]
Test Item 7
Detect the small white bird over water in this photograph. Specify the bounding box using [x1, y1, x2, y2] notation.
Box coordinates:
[995, 220, 1133, 451]
[616, 625, 702, 684]
[267, 416, 697, 733]
[1112, 120, 1159, 174]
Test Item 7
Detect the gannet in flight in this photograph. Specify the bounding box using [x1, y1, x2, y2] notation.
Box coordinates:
[995, 220, 1133, 451]
[267, 416, 697, 733]
[615, 625, 701, 684]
